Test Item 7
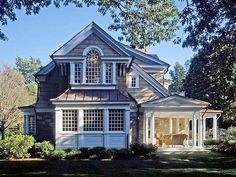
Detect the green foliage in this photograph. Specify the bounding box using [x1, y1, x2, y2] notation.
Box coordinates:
[213, 127, 236, 152]
[49, 150, 67, 160]
[130, 143, 156, 158]
[15, 57, 42, 84]
[0, 0, 178, 48]
[66, 149, 81, 159]
[169, 62, 187, 92]
[0, 135, 35, 159]
[204, 139, 221, 146]
[113, 148, 131, 160]
[78, 147, 91, 159]
[34, 141, 54, 158]
[89, 147, 112, 159]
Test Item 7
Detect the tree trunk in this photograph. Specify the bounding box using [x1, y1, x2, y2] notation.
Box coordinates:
[1, 128, 5, 140]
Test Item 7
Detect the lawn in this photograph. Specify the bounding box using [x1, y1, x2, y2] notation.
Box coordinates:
[0, 151, 235, 177]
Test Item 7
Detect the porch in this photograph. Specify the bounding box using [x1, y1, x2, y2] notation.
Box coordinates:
[141, 95, 222, 149]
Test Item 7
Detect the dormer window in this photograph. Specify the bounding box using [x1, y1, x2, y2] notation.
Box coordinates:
[128, 71, 139, 88]
[86, 49, 101, 83]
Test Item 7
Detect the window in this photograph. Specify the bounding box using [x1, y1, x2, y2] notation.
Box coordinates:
[83, 110, 103, 131]
[128, 73, 139, 88]
[62, 110, 78, 131]
[105, 63, 112, 83]
[117, 63, 126, 76]
[86, 50, 101, 83]
[28, 115, 35, 134]
[109, 110, 124, 131]
[74, 63, 81, 83]
[131, 77, 136, 88]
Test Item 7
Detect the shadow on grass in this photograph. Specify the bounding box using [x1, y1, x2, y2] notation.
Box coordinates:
[0, 152, 235, 177]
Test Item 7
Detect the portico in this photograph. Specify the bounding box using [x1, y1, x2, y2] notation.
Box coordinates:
[141, 95, 222, 149]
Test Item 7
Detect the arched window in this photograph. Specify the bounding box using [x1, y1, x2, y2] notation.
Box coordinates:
[86, 49, 101, 83]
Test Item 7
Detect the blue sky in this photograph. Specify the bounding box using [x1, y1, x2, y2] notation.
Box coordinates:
[0, 4, 195, 75]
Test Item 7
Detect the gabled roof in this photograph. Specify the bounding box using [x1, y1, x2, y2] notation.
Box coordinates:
[51, 22, 130, 57]
[131, 63, 170, 97]
[51, 89, 133, 103]
[121, 43, 169, 67]
[142, 95, 210, 108]
[35, 61, 55, 76]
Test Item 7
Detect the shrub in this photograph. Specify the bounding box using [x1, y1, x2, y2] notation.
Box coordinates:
[78, 147, 91, 159]
[204, 139, 221, 146]
[34, 141, 54, 158]
[0, 135, 35, 159]
[130, 143, 156, 158]
[213, 127, 236, 153]
[89, 147, 112, 159]
[113, 149, 131, 160]
[66, 149, 81, 159]
[49, 150, 67, 160]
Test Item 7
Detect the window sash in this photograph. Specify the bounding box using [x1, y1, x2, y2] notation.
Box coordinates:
[83, 109, 103, 131]
[109, 110, 124, 131]
[62, 110, 78, 132]
[74, 63, 81, 83]
[105, 63, 112, 83]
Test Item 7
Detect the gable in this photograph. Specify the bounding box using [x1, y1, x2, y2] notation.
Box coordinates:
[67, 33, 120, 56]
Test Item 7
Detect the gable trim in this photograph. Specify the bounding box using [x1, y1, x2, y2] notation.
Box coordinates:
[131, 63, 170, 97]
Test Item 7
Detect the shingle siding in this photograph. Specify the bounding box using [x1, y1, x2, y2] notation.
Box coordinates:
[67, 33, 120, 56]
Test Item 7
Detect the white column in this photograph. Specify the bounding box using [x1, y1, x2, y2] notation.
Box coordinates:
[176, 118, 179, 134]
[213, 116, 218, 140]
[82, 60, 86, 84]
[169, 118, 173, 134]
[102, 62, 106, 84]
[150, 113, 155, 145]
[70, 62, 75, 84]
[112, 62, 116, 85]
[184, 117, 189, 135]
[199, 116, 203, 148]
[103, 109, 109, 148]
[203, 117, 206, 140]
[55, 108, 62, 149]
[192, 114, 197, 147]
[144, 112, 149, 144]
[125, 109, 130, 148]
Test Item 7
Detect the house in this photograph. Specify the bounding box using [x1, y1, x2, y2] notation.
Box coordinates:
[20, 22, 222, 150]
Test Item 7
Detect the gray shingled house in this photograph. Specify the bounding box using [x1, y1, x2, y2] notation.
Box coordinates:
[20, 22, 222, 150]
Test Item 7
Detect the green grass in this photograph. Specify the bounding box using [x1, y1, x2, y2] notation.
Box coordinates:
[0, 151, 235, 177]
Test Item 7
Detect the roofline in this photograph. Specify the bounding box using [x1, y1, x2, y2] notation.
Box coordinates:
[51, 101, 132, 105]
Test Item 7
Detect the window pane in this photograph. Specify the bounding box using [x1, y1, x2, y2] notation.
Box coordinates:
[86, 50, 101, 83]
[105, 63, 112, 83]
[28, 115, 35, 135]
[75, 63, 81, 83]
[62, 110, 78, 131]
[131, 77, 136, 87]
[83, 110, 103, 131]
[109, 110, 124, 131]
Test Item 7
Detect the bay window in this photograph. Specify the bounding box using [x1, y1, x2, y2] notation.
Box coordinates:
[62, 110, 77, 131]
[109, 110, 124, 131]
[83, 109, 103, 131]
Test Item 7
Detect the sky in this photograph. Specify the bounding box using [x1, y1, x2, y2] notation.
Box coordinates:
[0, 4, 195, 76]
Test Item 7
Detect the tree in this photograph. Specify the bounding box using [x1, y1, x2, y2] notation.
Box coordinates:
[0, 65, 32, 140]
[15, 57, 42, 99]
[0, 0, 178, 48]
[184, 37, 236, 125]
[180, 0, 236, 49]
[15, 57, 41, 84]
[169, 62, 186, 92]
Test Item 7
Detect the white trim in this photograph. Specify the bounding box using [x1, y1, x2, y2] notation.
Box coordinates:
[112, 62, 116, 85]
[70, 62, 75, 85]
[83, 45, 104, 56]
[71, 85, 116, 90]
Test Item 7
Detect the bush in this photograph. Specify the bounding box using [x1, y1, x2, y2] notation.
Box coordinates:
[113, 149, 131, 160]
[78, 148, 91, 159]
[0, 135, 35, 159]
[204, 139, 221, 146]
[213, 127, 236, 153]
[89, 147, 112, 159]
[49, 150, 67, 160]
[130, 143, 156, 158]
[34, 141, 54, 158]
[66, 149, 81, 159]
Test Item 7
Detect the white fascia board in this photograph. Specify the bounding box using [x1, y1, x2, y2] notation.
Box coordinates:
[52, 104, 131, 110]
[70, 85, 116, 90]
[51, 101, 132, 105]
[141, 104, 208, 108]
[54, 56, 85, 60]
[52, 29, 93, 56]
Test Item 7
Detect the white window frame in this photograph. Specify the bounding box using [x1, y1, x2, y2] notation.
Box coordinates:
[108, 109, 125, 132]
[83, 109, 104, 132]
[24, 113, 36, 135]
[105, 63, 112, 84]
[128, 71, 139, 88]
[62, 109, 78, 132]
